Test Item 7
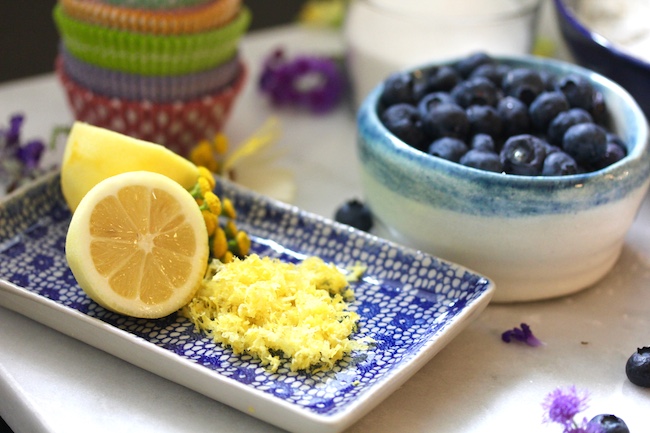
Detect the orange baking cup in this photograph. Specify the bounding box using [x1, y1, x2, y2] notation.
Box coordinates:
[60, 0, 242, 35]
[56, 55, 247, 157]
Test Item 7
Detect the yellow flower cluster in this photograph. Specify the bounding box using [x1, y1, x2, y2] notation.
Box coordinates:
[189, 132, 229, 174]
[191, 166, 250, 263]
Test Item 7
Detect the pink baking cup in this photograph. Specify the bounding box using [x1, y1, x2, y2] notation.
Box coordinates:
[56, 55, 246, 157]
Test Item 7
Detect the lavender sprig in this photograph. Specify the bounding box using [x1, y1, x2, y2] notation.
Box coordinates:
[0, 113, 57, 194]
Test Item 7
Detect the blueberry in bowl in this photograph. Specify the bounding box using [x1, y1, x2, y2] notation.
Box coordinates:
[356, 53, 650, 302]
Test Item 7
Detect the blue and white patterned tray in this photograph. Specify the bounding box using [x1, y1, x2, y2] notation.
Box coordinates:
[0, 173, 494, 433]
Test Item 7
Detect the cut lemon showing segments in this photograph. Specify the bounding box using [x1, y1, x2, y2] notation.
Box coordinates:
[61, 122, 199, 212]
[66, 171, 209, 319]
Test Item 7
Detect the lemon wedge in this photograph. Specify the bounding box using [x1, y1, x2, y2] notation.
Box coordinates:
[61, 122, 199, 212]
[66, 171, 209, 319]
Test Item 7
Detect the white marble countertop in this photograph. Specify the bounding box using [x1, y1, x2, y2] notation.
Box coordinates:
[2, 8, 650, 433]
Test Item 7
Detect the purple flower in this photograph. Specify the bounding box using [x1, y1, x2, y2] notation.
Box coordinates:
[17, 139, 46, 170]
[543, 386, 590, 426]
[5, 114, 24, 148]
[259, 47, 345, 114]
[1, 113, 51, 193]
[501, 322, 543, 346]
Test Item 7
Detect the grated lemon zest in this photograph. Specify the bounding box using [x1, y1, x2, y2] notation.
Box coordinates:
[182, 254, 368, 373]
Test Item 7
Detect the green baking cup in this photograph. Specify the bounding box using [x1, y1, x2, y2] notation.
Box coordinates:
[53, 4, 251, 76]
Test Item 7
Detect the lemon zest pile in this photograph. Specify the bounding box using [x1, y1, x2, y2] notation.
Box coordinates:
[182, 254, 367, 373]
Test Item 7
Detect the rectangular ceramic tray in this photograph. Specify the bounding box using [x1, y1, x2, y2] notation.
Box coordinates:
[0, 173, 494, 433]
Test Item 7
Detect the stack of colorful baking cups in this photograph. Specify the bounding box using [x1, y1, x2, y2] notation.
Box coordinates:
[53, 0, 250, 156]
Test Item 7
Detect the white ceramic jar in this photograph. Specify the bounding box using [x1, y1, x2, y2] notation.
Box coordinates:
[344, 0, 542, 107]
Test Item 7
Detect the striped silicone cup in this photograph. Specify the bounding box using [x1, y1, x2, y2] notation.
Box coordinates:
[60, 43, 242, 102]
[59, 0, 242, 35]
[56, 55, 247, 156]
[96, 0, 213, 9]
[53, 3, 251, 75]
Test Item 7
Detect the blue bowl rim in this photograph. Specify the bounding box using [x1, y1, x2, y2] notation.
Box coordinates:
[553, 0, 650, 71]
[358, 53, 650, 190]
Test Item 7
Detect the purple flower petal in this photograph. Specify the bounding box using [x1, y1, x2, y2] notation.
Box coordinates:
[7, 114, 24, 148]
[17, 139, 46, 170]
[502, 322, 543, 346]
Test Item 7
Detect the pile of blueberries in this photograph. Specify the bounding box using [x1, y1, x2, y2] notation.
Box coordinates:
[378, 52, 628, 176]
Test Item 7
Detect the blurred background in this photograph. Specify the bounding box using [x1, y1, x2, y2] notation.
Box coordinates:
[0, 0, 305, 82]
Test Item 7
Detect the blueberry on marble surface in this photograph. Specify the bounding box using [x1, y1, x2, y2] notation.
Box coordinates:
[334, 199, 373, 232]
[625, 346, 650, 388]
[587, 414, 630, 433]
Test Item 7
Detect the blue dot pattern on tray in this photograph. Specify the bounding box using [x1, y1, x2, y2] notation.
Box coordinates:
[0, 174, 491, 417]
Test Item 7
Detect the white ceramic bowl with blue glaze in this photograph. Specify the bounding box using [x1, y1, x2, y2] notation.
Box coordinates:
[357, 55, 650, 303]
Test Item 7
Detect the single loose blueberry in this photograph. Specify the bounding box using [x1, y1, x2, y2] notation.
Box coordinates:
[625, 346, 650, 388]
[460, 149, 502, 172]
[556, 73, 594, 110]
[547, 108, 593, 145]
[466, 104, 503, 138]
[417, 92, 455, 116]
[502, 67, 545, 105]
[497, 96, 531, 137]
[380, 103, 428, 151]
[588, 414, 630, 433]
[451, 77, 500, 108]
[562, 123, 607, 166]
[428, 137, 468, 162]
[454, 52, 495, 78]
[380, 72, 417, 106]
[500, 134, 547, 175]
[529, 91, 569, 132]
[334, 199, 373, 232]
[542, 151, 579, 176]
[470, 133, 496, 152]
[421, 102, 469, 140]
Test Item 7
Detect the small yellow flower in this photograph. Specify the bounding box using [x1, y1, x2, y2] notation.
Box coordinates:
[221, 250, 234, 264]
[203, 191, 222, 215]
[202, 209, 217, 236]
[197, 166, 216, 190]
[212, 132, 229, 155]
[190, 139, 219, 173]
[235, 230, 251, 256]
[221, 197, 237, 219]
[197, 176, 212, 196]
[211, 227, 228, 259]
[224, 220, 238, 239]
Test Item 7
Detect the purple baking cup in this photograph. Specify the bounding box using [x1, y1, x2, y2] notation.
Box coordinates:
[60, 44, 241, 103]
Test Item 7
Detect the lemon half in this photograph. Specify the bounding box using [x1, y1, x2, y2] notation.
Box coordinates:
[66, 171, 209, 319]
[61, 122, 199, 212]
